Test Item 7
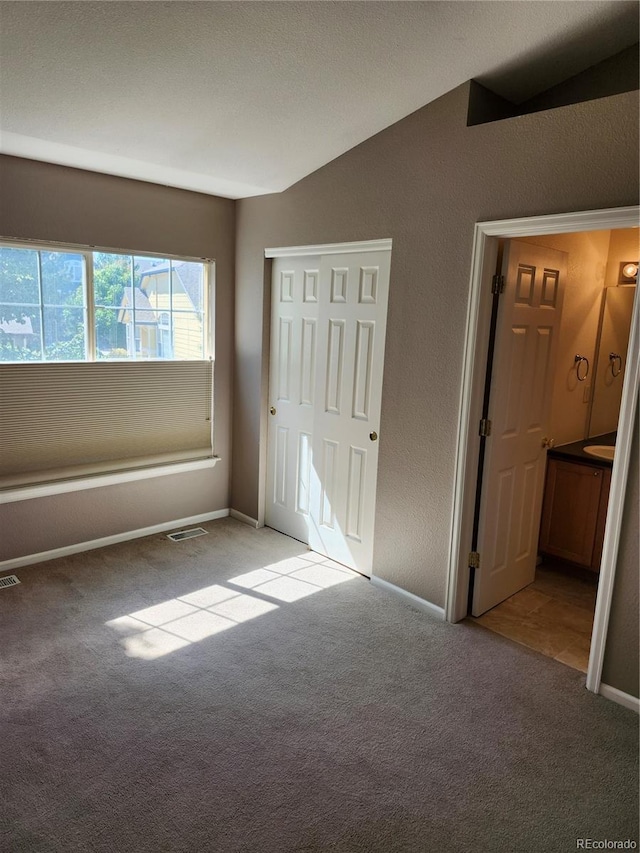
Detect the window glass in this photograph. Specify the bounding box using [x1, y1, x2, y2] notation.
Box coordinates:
[0, 304, 42, 361]
[1, 248, 87, 362]
[0, 244, 209, 363]
[40, 252, 84, 306]
[131, 257, 205, 360]
[43, 306, 86, 360]
[0, 247, 39, 303]
[172, 261, 205, 359]
[95, 307, 128, 359]
[93, 253, 131, 358]
[41, 252, 86, 360]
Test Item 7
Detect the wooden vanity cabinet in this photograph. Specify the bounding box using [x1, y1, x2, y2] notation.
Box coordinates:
[539, 457, 611, 572]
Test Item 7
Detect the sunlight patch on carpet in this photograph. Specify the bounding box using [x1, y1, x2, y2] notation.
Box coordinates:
[105, 553, 357, 659]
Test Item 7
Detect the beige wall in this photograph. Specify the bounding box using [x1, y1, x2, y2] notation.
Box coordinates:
[234, 84, 639, 693]
[0, 469, 223, 561]
[604, 228, 640, 288]
[0, 156, 235, 560]
[520, 231, 612, 446]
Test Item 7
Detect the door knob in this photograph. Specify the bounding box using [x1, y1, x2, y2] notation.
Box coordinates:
[269, 406, 276, 416]
[369, 431, 378, 442]
[541, 437, 555, 449]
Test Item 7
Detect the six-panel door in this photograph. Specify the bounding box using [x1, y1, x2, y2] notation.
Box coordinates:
[265, 250, 391, 576]
[473, 240, 567, 615]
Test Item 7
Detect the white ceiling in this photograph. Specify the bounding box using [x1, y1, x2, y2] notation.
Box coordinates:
[0, 1, 637, 199]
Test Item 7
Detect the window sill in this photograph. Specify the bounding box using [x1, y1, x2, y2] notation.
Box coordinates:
[0, 457, 221, 505]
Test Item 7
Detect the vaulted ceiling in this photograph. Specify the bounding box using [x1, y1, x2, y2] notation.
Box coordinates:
[0, 1, 637, 198]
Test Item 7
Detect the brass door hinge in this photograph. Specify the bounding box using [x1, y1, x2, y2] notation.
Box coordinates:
[469, 551, 480, 570]
[491, 274, 505, 295]
[479, 418, 492, 437]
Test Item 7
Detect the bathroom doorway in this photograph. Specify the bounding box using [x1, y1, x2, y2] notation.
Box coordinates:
[446, 206, 639, 695]
[472, 227, 638, 672]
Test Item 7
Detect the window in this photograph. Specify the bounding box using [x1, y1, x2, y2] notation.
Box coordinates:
[0, 244, 210, 362]
[0, 241, 215, 493]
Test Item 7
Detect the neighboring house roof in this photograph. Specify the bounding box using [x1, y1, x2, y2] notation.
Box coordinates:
[118, 287, 158, 324]
[139, 262, 203, 312]
[175, 264, 204, 312]
[0, 317, 35, 336]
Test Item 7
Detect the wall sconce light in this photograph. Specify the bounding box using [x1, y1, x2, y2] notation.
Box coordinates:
[619, 261, 638, 284]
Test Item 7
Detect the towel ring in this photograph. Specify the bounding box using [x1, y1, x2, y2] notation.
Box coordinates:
[609, 352, 622, 378]
[574, 354, 589, 382]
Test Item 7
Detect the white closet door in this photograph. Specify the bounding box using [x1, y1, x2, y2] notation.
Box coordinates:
[266, 256, 321, 543]
[266, 248, 391, 576]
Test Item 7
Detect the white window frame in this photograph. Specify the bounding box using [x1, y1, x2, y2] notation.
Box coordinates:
[0, 238, 214, 363]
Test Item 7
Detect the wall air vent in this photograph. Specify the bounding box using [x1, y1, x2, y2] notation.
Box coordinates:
[0, 575, 20, 589]
[166, 528, 208, 542]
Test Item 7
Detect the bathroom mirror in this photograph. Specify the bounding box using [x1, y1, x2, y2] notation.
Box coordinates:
[586, 285, 636, 439]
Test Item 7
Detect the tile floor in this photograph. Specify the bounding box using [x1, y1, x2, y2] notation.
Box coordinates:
[472, 559, 598, 672]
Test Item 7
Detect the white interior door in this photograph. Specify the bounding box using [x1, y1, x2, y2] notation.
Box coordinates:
[266, 256, 321, 544]
[266, 248, 391, 576]
[472, 240, 567, 616]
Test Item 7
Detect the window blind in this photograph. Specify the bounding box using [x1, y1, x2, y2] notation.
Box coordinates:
[0, 360, 213, 489]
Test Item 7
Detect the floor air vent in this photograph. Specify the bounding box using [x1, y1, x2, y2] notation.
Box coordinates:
[167, 528, 208, 542]
[0, 575, 20, 589]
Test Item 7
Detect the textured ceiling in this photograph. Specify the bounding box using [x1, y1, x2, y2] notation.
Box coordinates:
[0, 1, 637, 198]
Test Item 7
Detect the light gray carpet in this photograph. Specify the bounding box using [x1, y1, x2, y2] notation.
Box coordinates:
[1, 518, 637, 852]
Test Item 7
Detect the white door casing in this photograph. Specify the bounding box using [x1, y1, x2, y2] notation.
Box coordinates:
[472, 240, 567, 616]
[446, 206, 639, 699]
[265, 247, 391, 576]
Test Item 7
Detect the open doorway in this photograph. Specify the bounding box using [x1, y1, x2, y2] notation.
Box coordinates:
[447, 207, 639, 696]
[473, 227, 637, 672]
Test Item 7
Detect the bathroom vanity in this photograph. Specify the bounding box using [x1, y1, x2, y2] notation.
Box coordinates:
[538, 434, 614, 572]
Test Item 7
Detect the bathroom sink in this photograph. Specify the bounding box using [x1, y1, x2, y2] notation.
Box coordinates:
[584, 445, 615, 461]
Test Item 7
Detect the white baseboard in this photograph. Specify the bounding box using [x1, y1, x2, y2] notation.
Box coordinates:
[599, 682, 640, 714]
[229, 509, 260, 529]
[0, 509, 230, 572]
[371, 575, 445, 620]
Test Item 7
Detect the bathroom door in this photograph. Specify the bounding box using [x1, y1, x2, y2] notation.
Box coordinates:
[472, 240, 567, 616]
[265, 247, 391, 576]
